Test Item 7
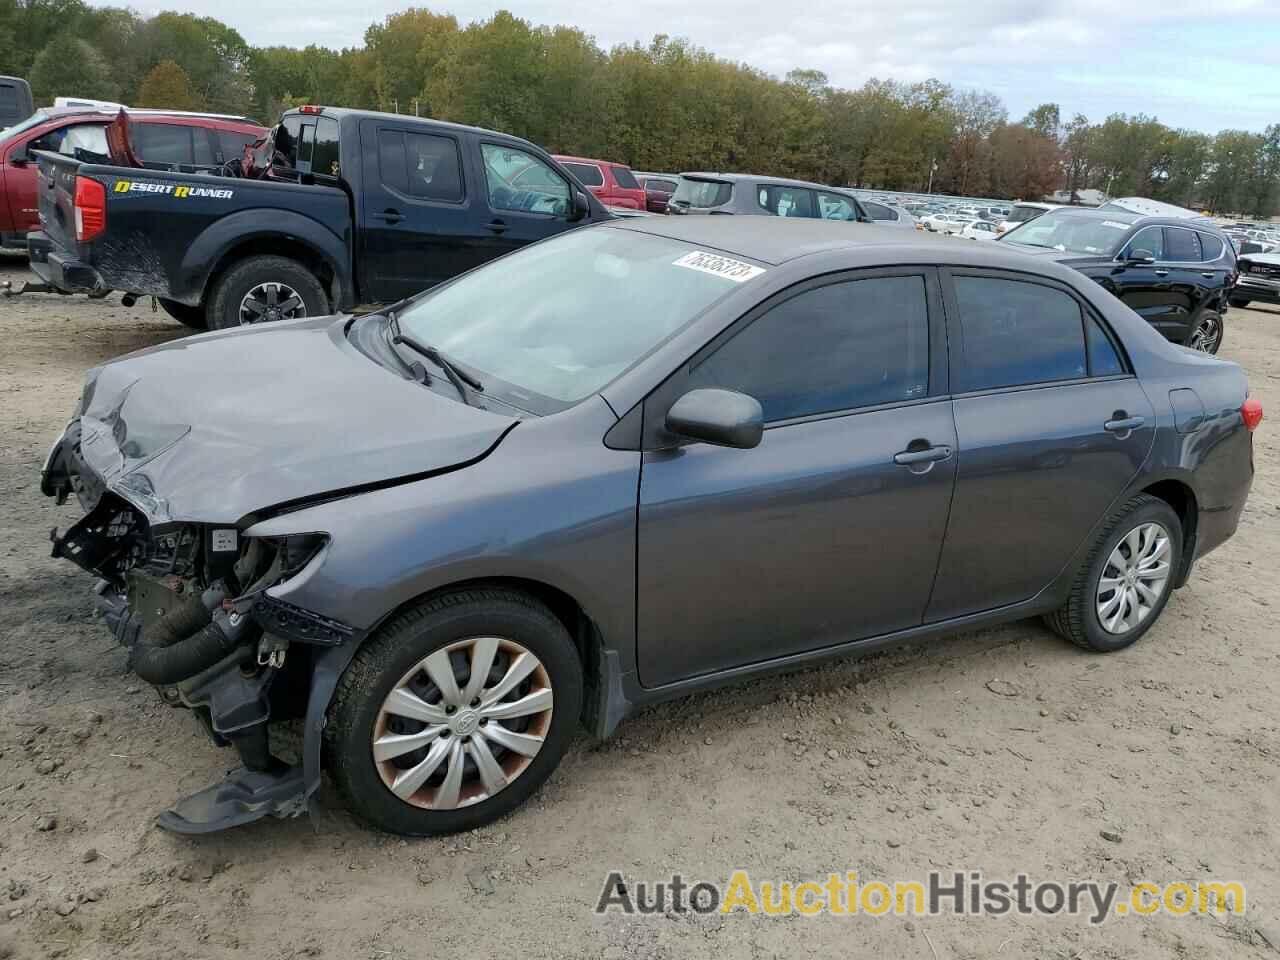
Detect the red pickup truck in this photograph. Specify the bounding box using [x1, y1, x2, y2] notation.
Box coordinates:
[552, 154, 646, 210]
[1, 107, 265, 250]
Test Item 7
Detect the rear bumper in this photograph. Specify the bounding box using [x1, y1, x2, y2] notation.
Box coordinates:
[26, 231, 104, 294]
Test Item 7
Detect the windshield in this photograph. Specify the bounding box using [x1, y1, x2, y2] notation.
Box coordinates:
[395, 227, 756, 412]
[0, 110, 48, 145]
[1002, 210, 1133, 256]
[672, 178, 733, 209]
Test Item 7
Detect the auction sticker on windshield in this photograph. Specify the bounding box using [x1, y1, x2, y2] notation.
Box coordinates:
[673, 251, 766, 283]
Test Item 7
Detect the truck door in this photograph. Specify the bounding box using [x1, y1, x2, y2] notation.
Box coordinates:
[359, 118, 484, 303]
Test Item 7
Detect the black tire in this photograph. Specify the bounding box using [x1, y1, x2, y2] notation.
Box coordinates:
[205, 255, 328, 331]
[1043, 494, 1182, 653]
[1185, 310, 1224, 355]
[1228, 297, 1250, 308]
[158, 298, 207, 330]
[325, 588, 583, 836]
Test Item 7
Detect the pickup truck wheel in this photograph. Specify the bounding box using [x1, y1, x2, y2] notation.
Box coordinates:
[207, 256, 329, 331]
[157, 299, 208, 330]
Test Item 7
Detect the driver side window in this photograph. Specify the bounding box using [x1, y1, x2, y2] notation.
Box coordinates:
[481, 144, 570, 216]
[1125, 226, 1165, 261]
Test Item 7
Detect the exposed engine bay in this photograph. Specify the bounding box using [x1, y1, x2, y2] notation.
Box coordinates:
[44, 421, 351, 834]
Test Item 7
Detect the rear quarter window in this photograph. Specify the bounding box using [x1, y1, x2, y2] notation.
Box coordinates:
[672, 178, 733, 209]
[1198, 233, 1224, 262]
[611, 165, 641, 190]
[562, 162, 604, 187]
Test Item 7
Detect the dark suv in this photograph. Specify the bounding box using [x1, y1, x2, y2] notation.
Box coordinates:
[1000, 208, 1235, 354]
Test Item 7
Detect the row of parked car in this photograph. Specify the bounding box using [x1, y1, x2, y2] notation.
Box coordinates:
[0, 96, 1257, 355]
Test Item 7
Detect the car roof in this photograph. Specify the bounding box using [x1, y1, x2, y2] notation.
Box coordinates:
[1034, 207, 1226, 234]
[679, 172, 838, 191]
[607, 214, 1062, 268]
[34, 106, 259, 126]
[285, 106, 537, 146]
[555, 155, 629, 167]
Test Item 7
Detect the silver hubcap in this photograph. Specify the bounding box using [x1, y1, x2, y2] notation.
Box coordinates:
[238, 282, 306, 325]
[372, 637, 553, 810]
[1096, 522, 1172, 635]
[1189, 315, 1221, 353]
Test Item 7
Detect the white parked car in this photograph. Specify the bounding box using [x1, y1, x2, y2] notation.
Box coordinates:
[959, 220, 999, 240]
[921, 213, 965, 233]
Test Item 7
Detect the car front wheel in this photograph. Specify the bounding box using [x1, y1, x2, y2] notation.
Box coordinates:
[326, 589, 583, 835]
[1044, 494, 1182, 652]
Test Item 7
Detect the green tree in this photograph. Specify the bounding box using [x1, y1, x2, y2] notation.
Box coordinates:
[28, 34, 118, 104]
[136, 59, 198, 110]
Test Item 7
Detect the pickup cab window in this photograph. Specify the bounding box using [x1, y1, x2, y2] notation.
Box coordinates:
[481, 144, 570, 216]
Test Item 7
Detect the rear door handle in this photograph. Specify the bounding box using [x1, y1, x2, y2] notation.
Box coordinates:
[486, 219, 508, 235]
[1104, 416, 1145, 434]
[1154, 269, 1169, 277]
[1201, 272, 1216, 279]
[374, 207, 403, 224]
[893, 445, 952, 466]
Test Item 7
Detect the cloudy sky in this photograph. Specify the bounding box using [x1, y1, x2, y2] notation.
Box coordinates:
[106, 0, 1280, 133]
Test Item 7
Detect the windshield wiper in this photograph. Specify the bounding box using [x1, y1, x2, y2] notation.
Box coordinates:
[387, 313, 484, 404]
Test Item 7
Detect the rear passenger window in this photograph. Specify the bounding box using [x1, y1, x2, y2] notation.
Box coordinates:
[1086, 316, 1125, 377]
[377, 130, 463, 202]
[757, 185, 814, 218]
[862, 201, 898, 221]
[1198, 233, 1224, 262]
[134, 124, 194, 165]
[1165, 228, 1201, 262]
[688, 275, 930, 421]
[952, 277, 1086, 391]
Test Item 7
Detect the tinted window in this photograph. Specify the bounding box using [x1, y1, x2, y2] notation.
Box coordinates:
[688, 276, 931, 422]
[1126, 226, 1164, 260]
[1087, 316, 1125, 376]
[816, 192, 858, 221]
[1198, 233, 1224, 262]
[647, 178, 677, 192]
[1164, 228, 1201, 262]
[562, 161, 604, 187]
[377, 129, 409, 194]
[482, 144, 570, 216]
[862, 201, 898, 221]
[757, 185, 814, 218]
[311, 117, 340, 179]
[405, 133, 463, 201]
[133, 123, 194, 165]
[672, 178, 732, 209]
[953, 277, 1086, 391]
[611, 165, 641, 190]
[216, 130, 259, 166]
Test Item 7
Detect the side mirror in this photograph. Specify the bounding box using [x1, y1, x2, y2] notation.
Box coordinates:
[1125, 249, 1156, 265]
[569, 189, 590, 222]
[665, 388, 763, 450]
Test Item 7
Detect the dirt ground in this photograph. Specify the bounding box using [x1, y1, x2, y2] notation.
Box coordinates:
[0, 250, 1277, 960]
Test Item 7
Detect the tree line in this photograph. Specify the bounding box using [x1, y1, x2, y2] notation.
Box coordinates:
[3, 0, 1277, 215]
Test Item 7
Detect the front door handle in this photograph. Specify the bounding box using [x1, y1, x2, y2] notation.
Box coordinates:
[375, 207, 403, 224]
[486, 219, 508, 235]
[893, 444, 952, 466]
[1104, 415, 1145, 435]
[1154, 269, 1169, 277]
[1201, 272, 1216, 279]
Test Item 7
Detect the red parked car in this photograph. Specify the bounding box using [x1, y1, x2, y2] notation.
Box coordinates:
[635, 172, 679, 214]
[0, 107, 265, 251]
[552, 154, 646, 210]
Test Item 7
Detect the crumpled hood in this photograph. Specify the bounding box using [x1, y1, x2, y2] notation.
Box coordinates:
[74, 316, 516, 524]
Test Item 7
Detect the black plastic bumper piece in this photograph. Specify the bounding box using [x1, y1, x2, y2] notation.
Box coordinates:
[157, 764, 308, 835]
[26, 230, 104, 293]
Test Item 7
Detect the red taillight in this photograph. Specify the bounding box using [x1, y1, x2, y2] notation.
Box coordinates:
[73, 177, 106, 242]
[1242, 397, 1263, 432]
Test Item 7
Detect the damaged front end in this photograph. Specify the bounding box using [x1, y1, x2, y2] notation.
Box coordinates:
[44, 420, 356, 835]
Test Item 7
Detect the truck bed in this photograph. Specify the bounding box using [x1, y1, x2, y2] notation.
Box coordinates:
[30, 152, 351, 306]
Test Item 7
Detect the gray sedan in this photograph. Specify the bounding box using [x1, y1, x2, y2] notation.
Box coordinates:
[42, 218, 1261, 836]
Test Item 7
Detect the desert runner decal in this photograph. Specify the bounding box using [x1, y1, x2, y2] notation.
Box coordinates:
[113, 180, 234, 200]
[672, 250, 766, 283]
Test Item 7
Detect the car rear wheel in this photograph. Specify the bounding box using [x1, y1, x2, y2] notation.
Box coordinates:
[326, 588, 582, 835]
[206, 256, 329, 331]
[1186, 310, 1223, 354]
[1044, 494, 1182, 652]
[157, 298, 207, 330]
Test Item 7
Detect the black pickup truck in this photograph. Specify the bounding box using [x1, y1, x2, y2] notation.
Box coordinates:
[26, 106, 611, 329]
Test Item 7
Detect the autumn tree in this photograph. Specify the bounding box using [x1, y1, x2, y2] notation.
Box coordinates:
[136, 60, 198, 110]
